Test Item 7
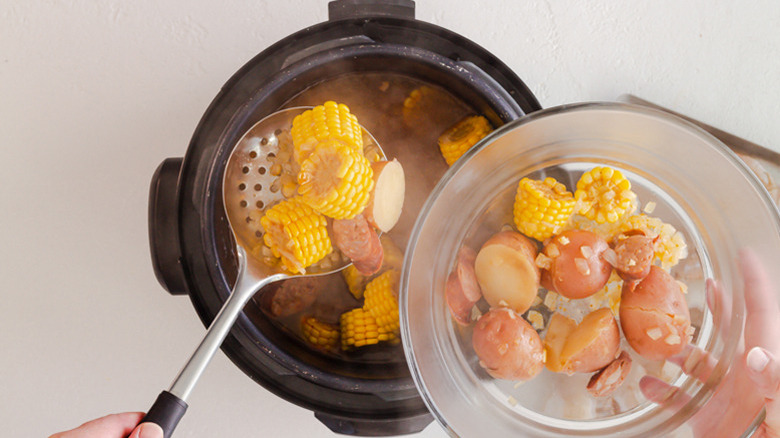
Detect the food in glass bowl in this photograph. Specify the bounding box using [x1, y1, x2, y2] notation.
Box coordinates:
[445, 165, 692, 397]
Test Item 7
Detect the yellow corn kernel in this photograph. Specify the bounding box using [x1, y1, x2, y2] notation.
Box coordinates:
[620, 214, 688, 270]
[291, 101, 363, 164]
[438, 115, 493, 166]
[513, 177, 576, 241]
[340, 308, 383, 350]
[260, 197, 333, 273]
[574, 166, 637, 224]
[297, 139, 374, 219]
[363, 270, 401, 336]
[301, 316, 340, 350]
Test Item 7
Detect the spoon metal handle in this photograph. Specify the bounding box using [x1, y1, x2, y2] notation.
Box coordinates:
[134, 248, 282, 437]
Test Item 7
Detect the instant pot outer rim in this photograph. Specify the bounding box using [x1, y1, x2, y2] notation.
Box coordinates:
[166, 11, 542, 433]
[400, 101, 780, 437]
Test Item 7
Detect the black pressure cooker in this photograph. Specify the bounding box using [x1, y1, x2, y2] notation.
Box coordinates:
[148, 0, 541, 435]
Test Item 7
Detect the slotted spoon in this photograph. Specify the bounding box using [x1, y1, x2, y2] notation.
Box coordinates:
[135, 107, 381, 437]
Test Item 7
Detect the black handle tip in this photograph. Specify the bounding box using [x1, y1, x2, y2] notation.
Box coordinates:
[138, 391, 188, 438]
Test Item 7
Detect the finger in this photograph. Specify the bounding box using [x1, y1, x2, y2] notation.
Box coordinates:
[706, 278, 733, 339]
[747, 347, 780, 398]
[740, 249, 780, 351]
[639, 376, 691, 411]
[129, 422, 164, 438]
[50, 412, 145, 438]
[746, 347, 780, 437]
[667, 344, 717, 383]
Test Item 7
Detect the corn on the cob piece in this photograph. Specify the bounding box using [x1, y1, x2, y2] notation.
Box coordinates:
[301, 316, 340, 351]
[438, 115, 493, 166]
[620, 214, 688, 270]
[260, 197, 333, 273]
[513, 177, 576, 241]
[574, 167, 637, 224]
[291, 101, 363, 164]
[363, 270, 401, 336]
[297, 139, 374, 219]
[340, 308, 382, 350]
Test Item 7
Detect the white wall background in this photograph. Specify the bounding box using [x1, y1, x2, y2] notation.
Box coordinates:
[1, 1, 778, 437]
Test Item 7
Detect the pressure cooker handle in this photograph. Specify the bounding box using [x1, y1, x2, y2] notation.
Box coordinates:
[314, 410, 433, 436]
[149, 157, 188, 295]
[328, 0, 415, 20]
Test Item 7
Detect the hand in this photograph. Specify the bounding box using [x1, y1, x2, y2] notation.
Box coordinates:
[640, 250, 780, 437]
[49, 413, 163, 438]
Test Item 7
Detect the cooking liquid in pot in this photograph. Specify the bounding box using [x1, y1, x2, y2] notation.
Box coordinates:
[251, 72, 478, 361]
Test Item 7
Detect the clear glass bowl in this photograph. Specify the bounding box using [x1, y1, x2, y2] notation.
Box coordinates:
[400, 103, 780, 437]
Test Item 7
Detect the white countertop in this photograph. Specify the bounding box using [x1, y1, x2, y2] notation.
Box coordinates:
[2, 1, 779, 437]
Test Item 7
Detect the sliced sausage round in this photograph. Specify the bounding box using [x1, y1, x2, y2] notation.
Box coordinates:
[613, 234, 655, 282]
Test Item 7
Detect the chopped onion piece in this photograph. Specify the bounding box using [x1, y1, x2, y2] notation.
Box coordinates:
[546, 243, 560, 258]
[646, 327, 663, 340]
[665, 334, 682, 345]
[527, 310, 544, 330]
[602, 248, 618, 267]
[643, 201, 657, 214]
[471, 306, 483, 321]
[574, 257, 591, 275]
[559, 236, 570, 245]
[535, 252, 552, 270]
[544, 291, 559, 311]
[580, 245, 594, 259]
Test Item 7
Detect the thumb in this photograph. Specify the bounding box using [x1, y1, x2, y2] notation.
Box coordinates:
[128, 422, 164, 438]
[746, 347, 780, 437]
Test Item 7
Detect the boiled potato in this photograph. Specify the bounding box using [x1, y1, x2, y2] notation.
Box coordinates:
[620, 265, 691, 360]
[472, 308, 544, 381]
[542, 230, 612, 299]
[474, 231, 539, 314]
[543, 313, 577, 373]
[543, 308, 620, 374]
[364, 159, 405, 233]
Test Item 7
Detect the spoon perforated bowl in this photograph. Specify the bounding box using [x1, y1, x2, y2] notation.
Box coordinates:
[135, 107, 383, 437]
